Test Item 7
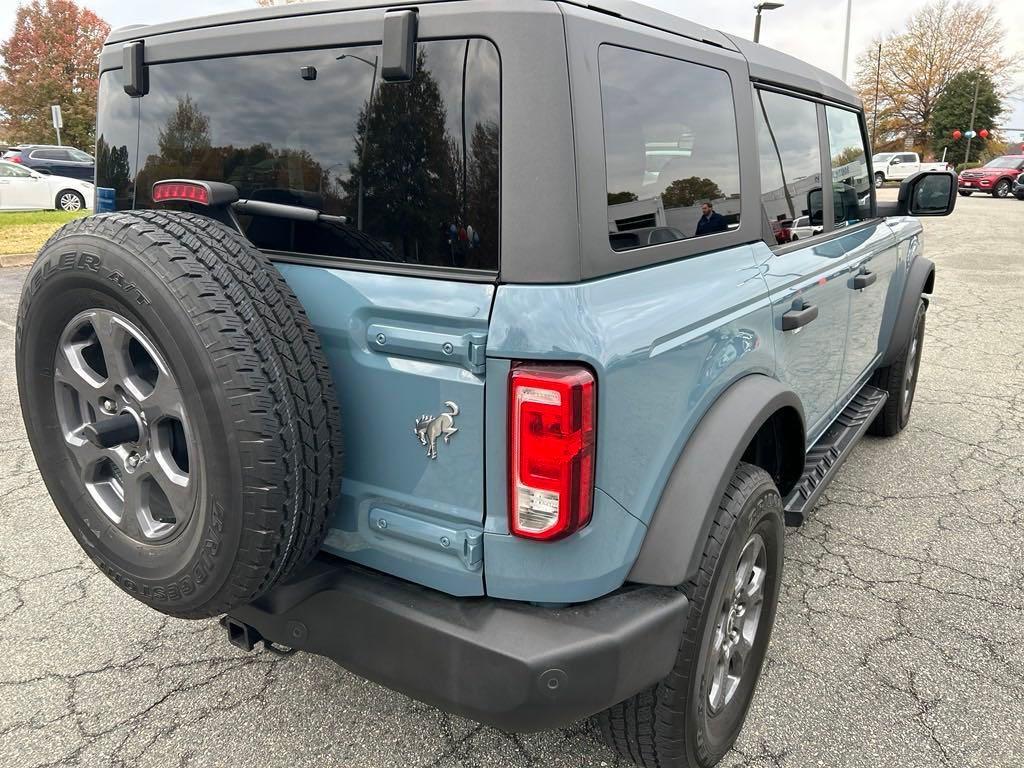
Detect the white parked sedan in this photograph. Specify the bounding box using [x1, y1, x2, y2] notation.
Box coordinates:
[0, 159, 94, 211]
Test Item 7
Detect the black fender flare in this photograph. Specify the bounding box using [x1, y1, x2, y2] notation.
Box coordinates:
[880, 255, 934, 367]
[627, 375, 805, 587]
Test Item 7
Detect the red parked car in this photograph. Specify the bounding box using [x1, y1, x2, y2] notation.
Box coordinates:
[958, 155, 1024, 198]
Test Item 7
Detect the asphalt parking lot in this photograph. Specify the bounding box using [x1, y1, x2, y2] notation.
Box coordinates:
[1, 193, 1023, 768]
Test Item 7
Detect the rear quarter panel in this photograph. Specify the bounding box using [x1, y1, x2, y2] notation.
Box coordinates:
[485, 244, 776, 602]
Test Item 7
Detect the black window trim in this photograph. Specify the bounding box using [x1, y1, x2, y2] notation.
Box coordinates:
[571, 28, 759, 281]
[597, 43, 745, 257]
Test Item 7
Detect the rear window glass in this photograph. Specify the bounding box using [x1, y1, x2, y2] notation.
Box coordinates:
[599, 45, 741, 252]
[136, 40, 500, 271]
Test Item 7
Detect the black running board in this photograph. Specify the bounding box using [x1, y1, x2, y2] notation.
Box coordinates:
[784, 384, 888, 526]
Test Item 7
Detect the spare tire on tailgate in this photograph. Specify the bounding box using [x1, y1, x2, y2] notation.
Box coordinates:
[16, 210, 343, 619]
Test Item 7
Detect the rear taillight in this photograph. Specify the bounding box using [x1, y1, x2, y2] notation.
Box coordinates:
[152, 180, 210, 205]
[9, 156, 21, 163]
[509, 364, 596, 541]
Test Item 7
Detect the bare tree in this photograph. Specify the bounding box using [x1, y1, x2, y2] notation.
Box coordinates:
[854, 0, 1013, 151]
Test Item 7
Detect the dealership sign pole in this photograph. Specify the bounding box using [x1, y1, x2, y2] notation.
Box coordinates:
[51, 105, 63, 147]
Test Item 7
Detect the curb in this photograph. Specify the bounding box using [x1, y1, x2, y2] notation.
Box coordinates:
[0, 253, 35, 268]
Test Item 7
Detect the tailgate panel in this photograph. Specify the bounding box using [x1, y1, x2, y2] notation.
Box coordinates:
[278, 263, 493, 595]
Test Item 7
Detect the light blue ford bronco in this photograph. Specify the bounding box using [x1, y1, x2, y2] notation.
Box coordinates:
[15, 2, 956, 766]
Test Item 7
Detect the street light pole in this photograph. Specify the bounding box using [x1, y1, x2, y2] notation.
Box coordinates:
[841, 0, 853, 81]
[753, 2, 784, 44]
[965, 74, 981, 167]
[871, 42, 882, 148]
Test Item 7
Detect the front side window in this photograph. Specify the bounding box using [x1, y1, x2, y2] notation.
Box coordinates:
[755, 90, 823, 245]
[825, 106, 872, 225]
[600, 45, 741, 252]
[137, 39, 501, 270]
[68, 148, 94, 162]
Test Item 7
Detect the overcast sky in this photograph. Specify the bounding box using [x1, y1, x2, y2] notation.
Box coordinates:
[3, 0, 1023, 136]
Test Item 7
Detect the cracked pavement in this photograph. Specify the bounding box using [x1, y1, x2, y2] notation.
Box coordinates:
[1, 192, 1022, 767]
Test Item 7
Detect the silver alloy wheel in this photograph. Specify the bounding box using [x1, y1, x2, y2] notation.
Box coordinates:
[59, 191, 83, 211]
[903, 335, 919, 410]
[53, 309, 198, 542]
[994, 180, 1010, 198]
[707, 533, 767, 714]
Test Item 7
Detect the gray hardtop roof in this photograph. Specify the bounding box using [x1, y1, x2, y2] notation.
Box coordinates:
[105, 0, 858, 106]
[724, 33, 860, 107]
[105, 0, 735, 47]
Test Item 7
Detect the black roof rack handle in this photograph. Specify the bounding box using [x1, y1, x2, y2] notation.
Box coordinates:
[122, 40, 148, 97]
[381, 9, 418, 82]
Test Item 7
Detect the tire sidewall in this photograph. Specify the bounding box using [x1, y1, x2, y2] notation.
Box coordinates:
[898, 302, 926, 430]
[689, 477, 784, 765]
[17, 227, 245, 612]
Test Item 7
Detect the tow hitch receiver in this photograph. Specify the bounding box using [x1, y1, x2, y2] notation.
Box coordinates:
[220, 616, 262, 652]
[220, 616, 297, 657]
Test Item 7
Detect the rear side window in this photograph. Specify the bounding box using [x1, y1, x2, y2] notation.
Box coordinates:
[136, 39, 500, 271]
[825, 106, 872, 225]
[600, 45, 741, 252]
[31, 149, 68, 160]
[755, 90, 824, 245]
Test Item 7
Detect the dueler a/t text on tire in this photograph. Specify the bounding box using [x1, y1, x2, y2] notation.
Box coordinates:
[596, 463, 784, 768]
[16, 211, 343, 619]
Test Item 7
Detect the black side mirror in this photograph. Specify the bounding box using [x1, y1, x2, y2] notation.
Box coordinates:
[807, 188, 823, 225]
[878, 171, 957, 218]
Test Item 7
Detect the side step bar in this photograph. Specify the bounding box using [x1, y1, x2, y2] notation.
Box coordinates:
[784, 384, 888, 526]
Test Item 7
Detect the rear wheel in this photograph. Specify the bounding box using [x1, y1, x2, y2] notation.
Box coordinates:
[56, 189, 85, 212]
[595, 463, 784, 768]
[992, 179, 1011, 198]
[869, 299, 926, 437]
[874, 172, 885, 188]
[16, 210, 343, 618]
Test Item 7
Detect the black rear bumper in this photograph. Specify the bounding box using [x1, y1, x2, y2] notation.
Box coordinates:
[226, 556, 688, 732]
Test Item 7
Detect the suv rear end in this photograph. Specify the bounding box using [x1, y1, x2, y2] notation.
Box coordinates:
[18, 0, 951, 762]
[84, 0, 691, 730]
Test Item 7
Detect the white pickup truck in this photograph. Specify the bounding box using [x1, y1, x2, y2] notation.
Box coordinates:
[872, 152, 949, 187]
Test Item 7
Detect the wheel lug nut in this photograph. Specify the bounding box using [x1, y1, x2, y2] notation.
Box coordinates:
[126, 452, 141, 469]
[101, 398, 116, 414]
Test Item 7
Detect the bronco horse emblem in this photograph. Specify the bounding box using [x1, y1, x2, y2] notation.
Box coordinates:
[414, 401, 460, 459]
